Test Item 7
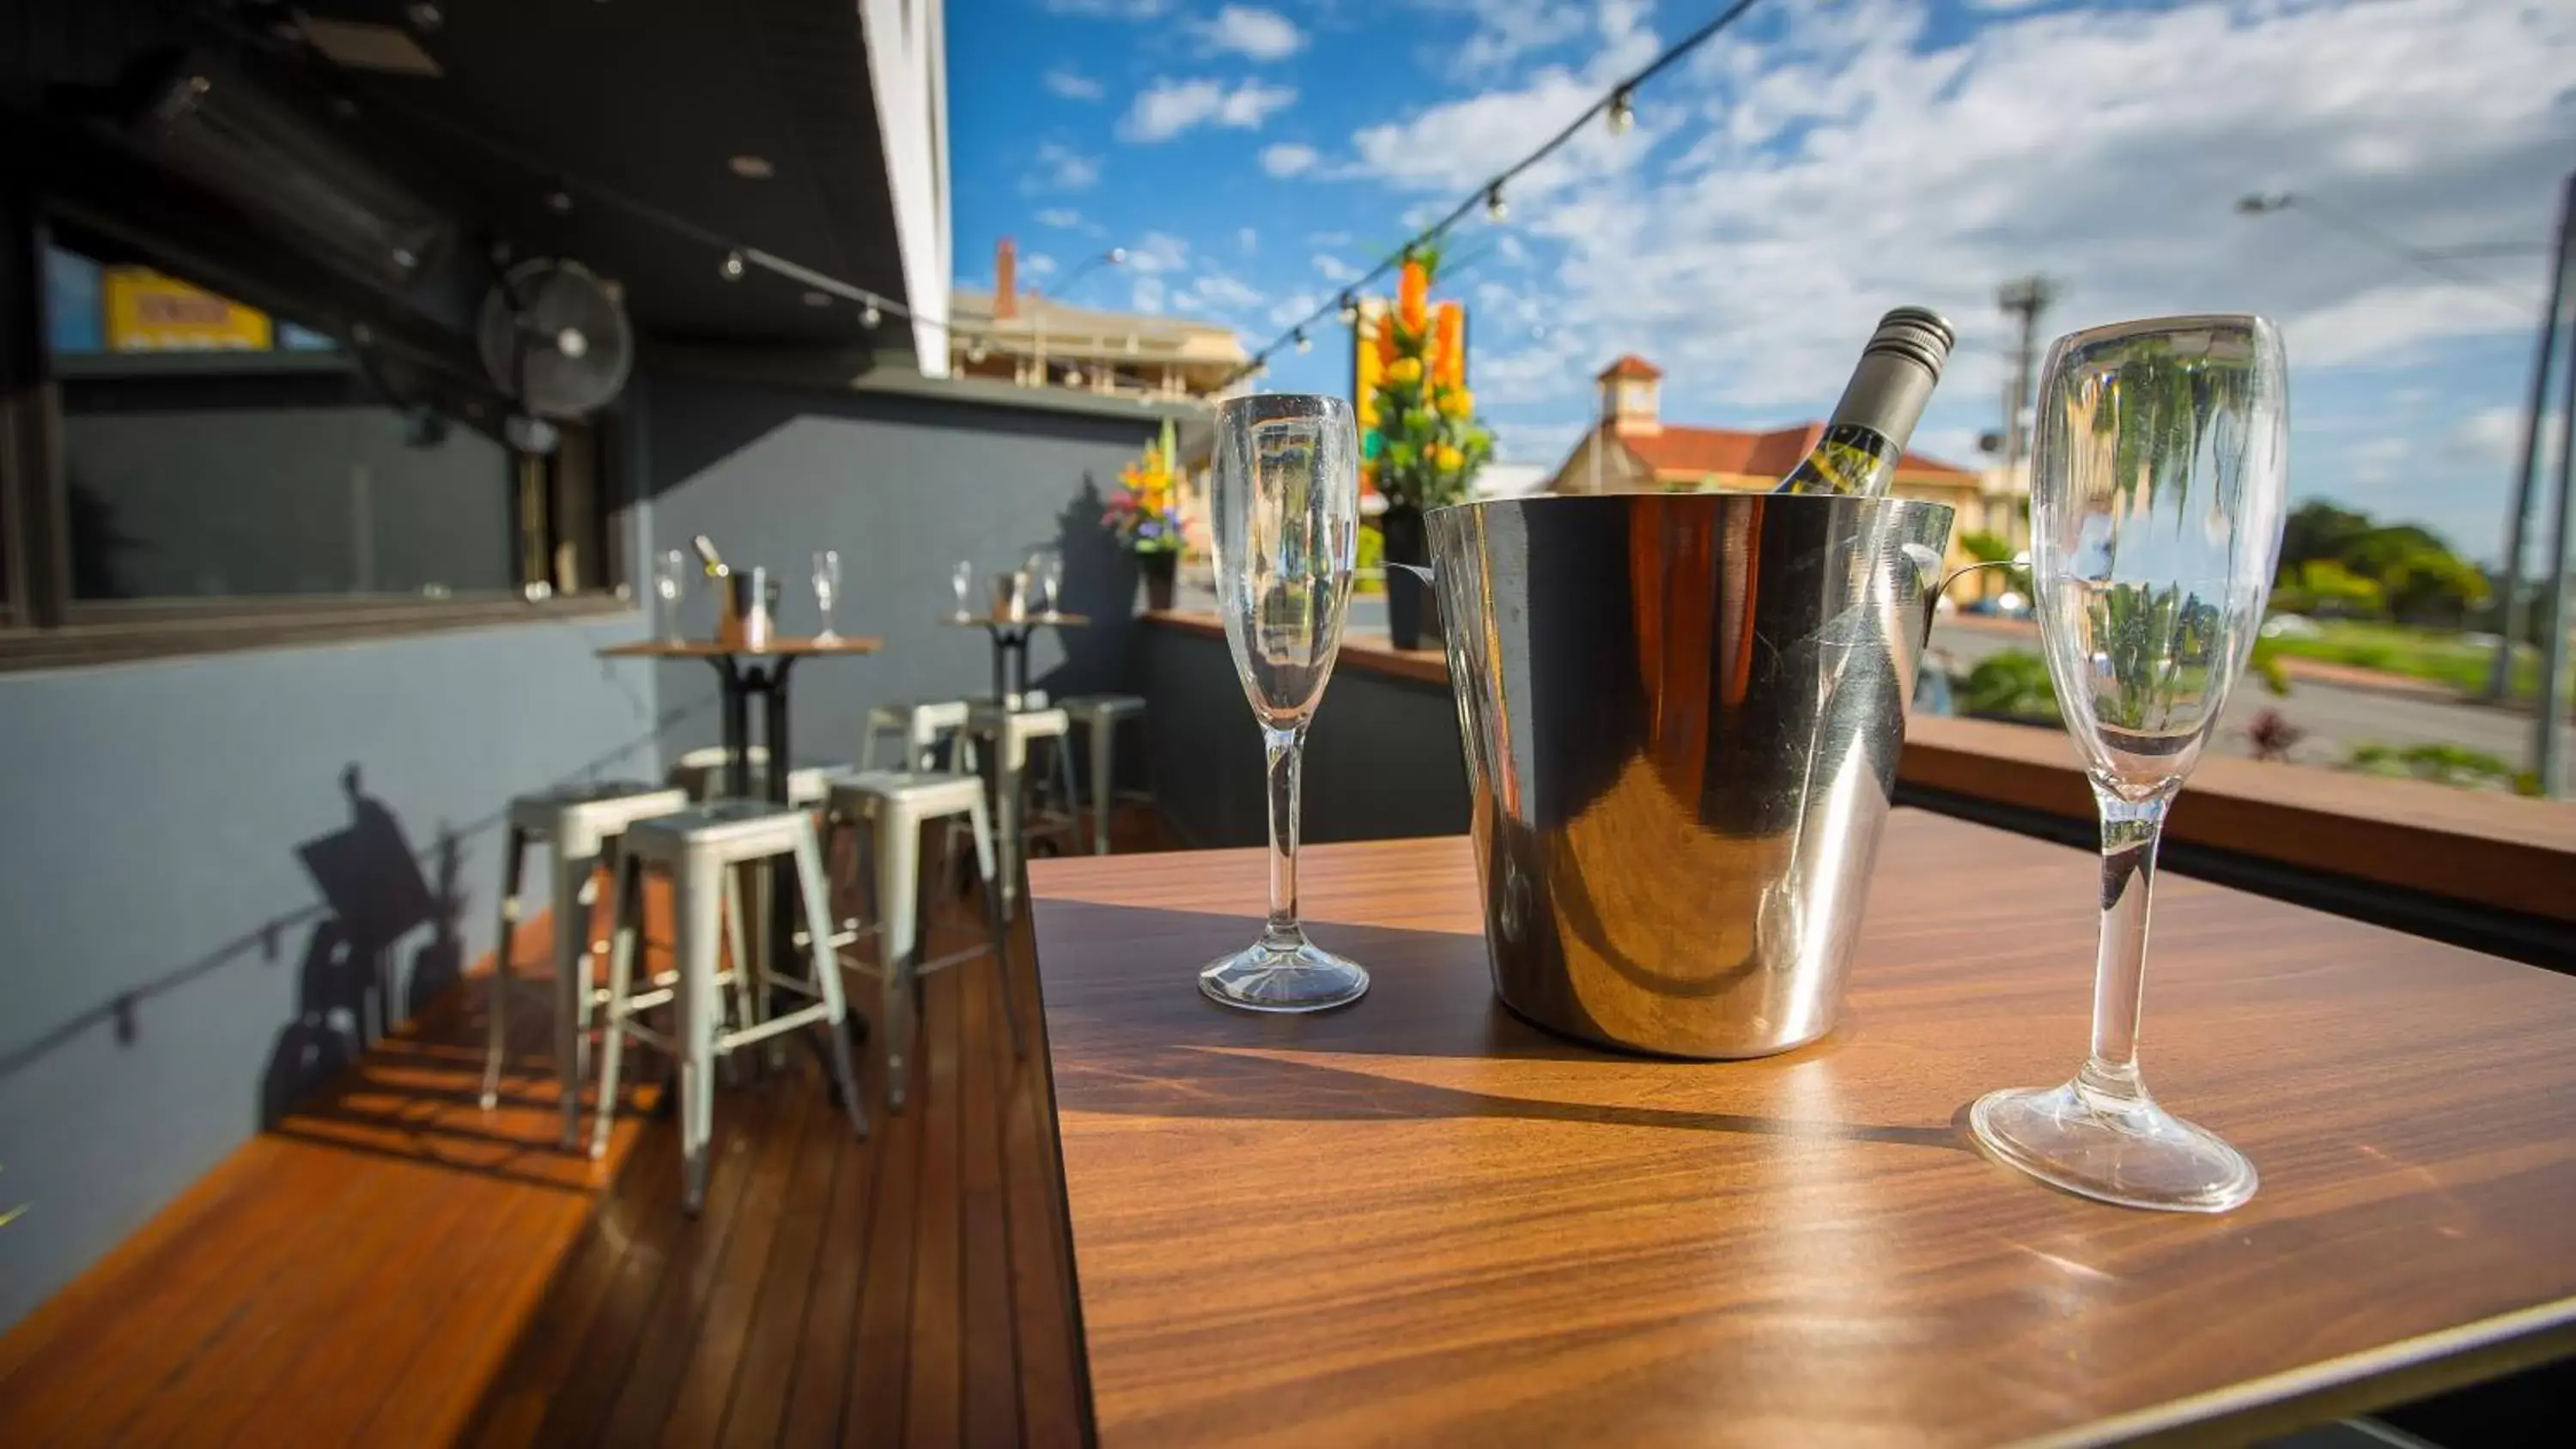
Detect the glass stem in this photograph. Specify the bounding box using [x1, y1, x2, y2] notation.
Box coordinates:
[2079, 782, 2177, 1106]
[1261, 725, 1306, 948]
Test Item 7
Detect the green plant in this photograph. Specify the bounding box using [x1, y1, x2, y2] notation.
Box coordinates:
[2347, 741, 2535, 793]
[1355, 519, 1385, 595]
[1958, 649, 2059, 723]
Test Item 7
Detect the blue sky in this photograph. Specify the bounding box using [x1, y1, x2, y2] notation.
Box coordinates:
[950, 0, 2576, 562]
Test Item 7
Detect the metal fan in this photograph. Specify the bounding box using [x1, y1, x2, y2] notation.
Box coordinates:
[477, 258, 632, 452]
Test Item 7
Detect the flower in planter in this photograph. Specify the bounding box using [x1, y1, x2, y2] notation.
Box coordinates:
[1104, 417, 1187, 555]
[1363, 246, 1493, 514]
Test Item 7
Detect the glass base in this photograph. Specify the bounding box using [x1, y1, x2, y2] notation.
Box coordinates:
[1970, 1076, 2257, 1214]
[1199, 934, 1370, 1014]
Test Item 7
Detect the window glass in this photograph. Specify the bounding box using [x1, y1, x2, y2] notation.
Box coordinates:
[45, 228, 514, 603]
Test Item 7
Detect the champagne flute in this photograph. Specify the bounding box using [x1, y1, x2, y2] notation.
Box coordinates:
[812, 549, 841, 643]
[654, 549, 687, 643]
[1201, 393, 1369, 1012]
[1970, 315, 2288, 1213]
[1028, 548, 1065, 617]
[951, 560, 974, 621]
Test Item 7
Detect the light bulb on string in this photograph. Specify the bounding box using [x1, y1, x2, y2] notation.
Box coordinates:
[1607, 88, 1636, 136]
[719, 250, 745, 281]
[1485, 184, 1508, 221]
[860, 299, 883, 329]
[1294, 328, 1311, 355]
[1338, 293, 1359, 325]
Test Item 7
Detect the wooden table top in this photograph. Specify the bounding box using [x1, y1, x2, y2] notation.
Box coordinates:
[594, 635, 883, 659]
[945, 612, 1091, 629]
[1028, 816, 2576, 1446]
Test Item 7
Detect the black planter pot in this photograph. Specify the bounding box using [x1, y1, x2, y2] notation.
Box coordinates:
[1380, 505, 1443, 652]
[1138, 549, 1178, 612]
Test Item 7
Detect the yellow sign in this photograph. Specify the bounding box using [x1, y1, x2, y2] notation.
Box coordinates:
[104, 268, 273, 352]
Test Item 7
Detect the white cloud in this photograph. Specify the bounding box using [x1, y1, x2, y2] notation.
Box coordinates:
[1035, 208, 1084, 228]
[1044, 69, 1105, 101]
[1020, 252, 1060, 282]
[1314, 253, 1360, 282]
[1261, 142, 1321, 177]
[1131, 276, 1168, 312]
[1443, 0, 1593, 75]
[1268, 292, 1321, 327]
[1118, 77, 1297, 143]
[2451, 404, 2525, 467]
[1417, 0, 2573, 461]
[1126, 231, 1193, 274]
[1021, 141, 1100, 193]
[1237, 226, 1259, 254]
[1176, 272, 1267, 312]
[1191, 5, 1306, 62]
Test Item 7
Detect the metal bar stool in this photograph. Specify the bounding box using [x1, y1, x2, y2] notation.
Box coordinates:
[484, 780, 690, 1147]
[822, 773, 1023, 1113]
[863, 700, 978, 773]
[1061, 694, 1150, 854]
[669, 748, 846, 807]
[967, 702, 1080, 917]
[592, 800, 866, 1211]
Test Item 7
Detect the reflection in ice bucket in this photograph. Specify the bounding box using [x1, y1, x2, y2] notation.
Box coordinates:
[1420, 492, 1956, 1058]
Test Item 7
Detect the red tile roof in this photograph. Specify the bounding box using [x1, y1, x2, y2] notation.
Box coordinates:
[1623, 422, 1972, 480]
[1597, 355, 1665, 381]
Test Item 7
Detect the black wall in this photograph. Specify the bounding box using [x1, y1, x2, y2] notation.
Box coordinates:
[639, 371, 1168, 767]
[1138, 623, 1471, 848]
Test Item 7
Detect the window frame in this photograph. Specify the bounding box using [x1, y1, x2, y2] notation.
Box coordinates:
[0, 182, 636, 671]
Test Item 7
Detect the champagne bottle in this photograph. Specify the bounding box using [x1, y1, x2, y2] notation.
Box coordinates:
[1772, 306, 1956, 497]
[690, 534, 729, 579]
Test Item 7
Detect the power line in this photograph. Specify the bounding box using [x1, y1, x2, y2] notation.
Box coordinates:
[2236, 191, 2544, 312]
[1224, 0, 1771, 386]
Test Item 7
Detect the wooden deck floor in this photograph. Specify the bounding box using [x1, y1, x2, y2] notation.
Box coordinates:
[0, 854, 1093, 1447]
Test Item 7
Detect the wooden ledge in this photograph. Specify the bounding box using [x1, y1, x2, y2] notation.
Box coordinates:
[1142, 608, 1446, 685]
[1139, 610, 2576, 925]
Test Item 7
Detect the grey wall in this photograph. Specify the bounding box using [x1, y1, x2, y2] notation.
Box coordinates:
[639, 372, 1167, 767]
[1139, 623, 1471, 848]
[0, 615, 662, 1329]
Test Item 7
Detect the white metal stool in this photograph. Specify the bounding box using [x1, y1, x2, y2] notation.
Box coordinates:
[668, 747, 844, 807]
[1061, 694, 1150, 854]
[863, 700, 978, 773]
[967, 703, 1081, 916]
[593, 801, 866, 1211]
[822, 773, 1024, 1113]
[484, 779, 689, 1147]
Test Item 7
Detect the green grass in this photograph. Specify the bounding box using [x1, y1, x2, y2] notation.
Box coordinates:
[2263, 620, 2539, 698]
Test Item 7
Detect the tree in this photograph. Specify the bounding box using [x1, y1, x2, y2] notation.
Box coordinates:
[2269, 558, 2384, 619]
[2276, 500, 2374, 582]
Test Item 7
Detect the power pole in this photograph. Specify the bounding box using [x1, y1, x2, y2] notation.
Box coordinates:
[2535, 270, 2576, 797]
[1996, 276, 2057, 477]
[2487, 172, 2576, 700]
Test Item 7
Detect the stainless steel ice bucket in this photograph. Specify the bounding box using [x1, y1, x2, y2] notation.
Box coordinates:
[1423, 493, 1956, 1058]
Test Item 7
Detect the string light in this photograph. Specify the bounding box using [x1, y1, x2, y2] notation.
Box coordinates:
[860, 299, 884, 328]
[1294, 328, 1311, 354]
[1338, 292, 1359, 324]
[719, 250, 744, 280]
[1222, 0, 1768, 386]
